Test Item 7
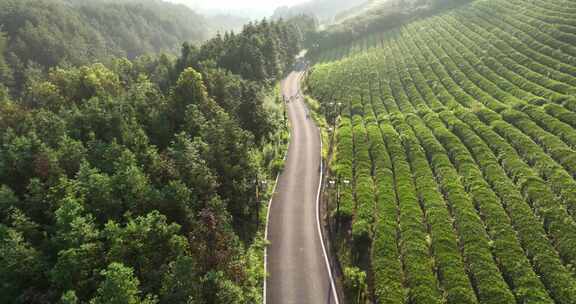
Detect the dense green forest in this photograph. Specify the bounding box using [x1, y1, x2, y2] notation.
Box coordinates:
[1, 0, 208, 61]
[0, 0, 211, 97]
[0, 11, 312, 302]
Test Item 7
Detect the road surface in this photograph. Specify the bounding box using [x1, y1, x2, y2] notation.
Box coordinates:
[265, 61, 339, 304]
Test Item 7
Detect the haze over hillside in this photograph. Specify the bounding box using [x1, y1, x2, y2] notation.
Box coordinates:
[0, 0, 207, 78]
[166, 0, 309, 19]
[273, 0, 370, 23]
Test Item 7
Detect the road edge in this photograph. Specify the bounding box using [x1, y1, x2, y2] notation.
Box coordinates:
[301, 67, 342, 304]
[299, 65, 341, 303]
[263, 172, 280, 304]
[264, 69, 340, 304]
[316, 125, 341, 304]
[263, 79, 291, 304]
[302, 65, 341, 304]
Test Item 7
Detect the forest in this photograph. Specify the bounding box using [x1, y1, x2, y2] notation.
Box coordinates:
[5, 0, 576, 303]
[0, 0, 254, 99]
[0, 6, 314, 302]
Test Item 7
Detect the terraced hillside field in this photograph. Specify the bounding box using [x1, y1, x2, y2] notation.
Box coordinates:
[306, 0, 576, 303]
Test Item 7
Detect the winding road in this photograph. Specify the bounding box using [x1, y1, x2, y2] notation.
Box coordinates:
[265, 61, 339, 304]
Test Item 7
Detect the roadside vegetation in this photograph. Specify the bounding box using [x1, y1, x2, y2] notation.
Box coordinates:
[307, 0, 576, 302]
[0, 13, 314, 303]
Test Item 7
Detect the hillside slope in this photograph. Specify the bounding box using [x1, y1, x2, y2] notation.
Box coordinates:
[272, 0, 369, 23]
[307, 0, 576, 303]
[335, 0, 470, 22]
[1, 0, 208, 64]
[0, 0, 210, 95]
[313, 0, 473, 53]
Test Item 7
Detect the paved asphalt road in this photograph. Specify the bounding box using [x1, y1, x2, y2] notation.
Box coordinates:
[265, 62, 339, 304]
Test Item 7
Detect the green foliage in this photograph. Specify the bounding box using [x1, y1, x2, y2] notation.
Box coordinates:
[311, 0, 474, 55]
[104, 211, 187, 292]
[0, 185, 18, 218]
[270, 158, 285, 176]
[343, 267, 368, 304]
[309, 0, 576, 302]
[203, 271, 246, 304]
[0, 32, 11, 89]
[0, 8, 302, 302]
[90, 262, 156, 304]
[54, 194, 99, 249]
[179, 18, 306, 82]
[71, 0, 207, 58]
[0, 224, 45, 303]
[60, 290, 79, 304]
[159, 256, 201, 303]
[0, 0, 215, 98]
[51, 243, 104, 299]
[0, 0, 207, 67]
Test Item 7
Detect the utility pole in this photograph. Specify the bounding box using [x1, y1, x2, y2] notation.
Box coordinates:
[255, 177, 268, 230]
[337, 102, 343, 125]
[328, 179, 336, 234]
[339, 178, 350, 233]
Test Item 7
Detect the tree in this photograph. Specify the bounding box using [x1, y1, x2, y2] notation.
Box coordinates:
[75, 163, 122, 223]
[0, 131, 62, 194]
[238, 81, 273, 143]
[48, 64, 121, 103]
[60, 290, 79, 304]
[0, 224, 45, 303]
[0, 185, 19, 220]
[170, 67, 219, 131]
[53, 193, 99, 249]
[189, 198, 241, 275]
[56, 136, 87, 177]
[157, 181, 196, 230]
[159, 256, 202, 304]
[90, 262, 157, 304]
[24, 109, 68, 148]
[173, 43, 199, 81]
[0, 83, 8, 102]
[0, 31, 13, 90]
[167, 133, 217, 200]
[0, 5, 304, 302]
[23, 80, 63, 109]
[202, 271, 245, 304]
[0, 0, 210, 97]
[103, 211, 188, 295]
[110, 150, 153, 215]
[51, 243, 104, 300]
